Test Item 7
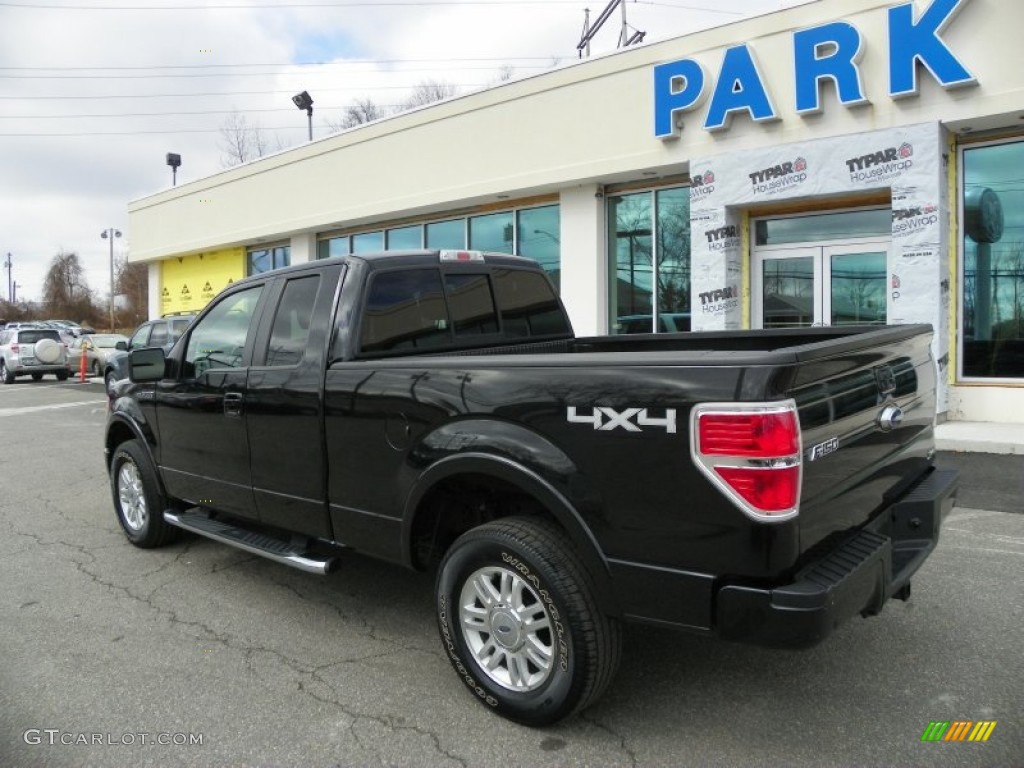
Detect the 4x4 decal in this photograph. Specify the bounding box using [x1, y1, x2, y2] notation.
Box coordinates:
[566, 406, 677, 434]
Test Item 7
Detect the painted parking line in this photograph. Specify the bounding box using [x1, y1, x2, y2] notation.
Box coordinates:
[0, 401, 99, 417]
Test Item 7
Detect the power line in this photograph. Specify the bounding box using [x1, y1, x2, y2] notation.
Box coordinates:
[2, 1, 606, 8]
[0, 66, 546, 80]
[0, 57, 554, 71]
[0, 84, 491, 100]
[0, 105, 414, 118]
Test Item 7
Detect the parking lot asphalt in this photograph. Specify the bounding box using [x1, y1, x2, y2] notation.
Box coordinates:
[0, 380, 1021, 767]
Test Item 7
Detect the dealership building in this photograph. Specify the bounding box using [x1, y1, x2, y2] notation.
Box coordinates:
[129, 0, 1024, 423]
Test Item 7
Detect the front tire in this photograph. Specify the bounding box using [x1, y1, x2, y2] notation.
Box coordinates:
[436, 517, 621, 726]
[109, 439, 179, 548]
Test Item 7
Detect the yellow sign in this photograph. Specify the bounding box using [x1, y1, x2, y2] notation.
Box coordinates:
[160, 248, 244, 314]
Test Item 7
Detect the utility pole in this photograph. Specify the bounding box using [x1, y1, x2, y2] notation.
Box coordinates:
[3, 252, 11, 303]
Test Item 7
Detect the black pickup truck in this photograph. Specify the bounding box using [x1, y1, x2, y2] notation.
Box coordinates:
[105, 250, 956, 725]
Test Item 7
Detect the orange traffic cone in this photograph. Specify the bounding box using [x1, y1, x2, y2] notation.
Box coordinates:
[79, 343, 88, 383]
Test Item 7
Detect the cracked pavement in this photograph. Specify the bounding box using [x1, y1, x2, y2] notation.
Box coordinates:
[1, 381, 1021, 767]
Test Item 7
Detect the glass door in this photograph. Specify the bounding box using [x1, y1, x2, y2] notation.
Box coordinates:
[753, 239, 889, 329]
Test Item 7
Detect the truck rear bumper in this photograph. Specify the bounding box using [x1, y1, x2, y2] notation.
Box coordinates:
[715, 468, 958, 649]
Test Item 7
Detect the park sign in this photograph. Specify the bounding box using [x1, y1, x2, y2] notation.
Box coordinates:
[654, 0, 976, 139]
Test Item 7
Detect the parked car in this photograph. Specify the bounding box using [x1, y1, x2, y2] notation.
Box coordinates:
[67, 333, 130, 376]
[103, 313, 196, 395]
[0, 327, 71, 383]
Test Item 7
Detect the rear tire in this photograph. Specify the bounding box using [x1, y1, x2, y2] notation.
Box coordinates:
[435, 517, 621, 726]
[56, 369, 69, 381]
[31, 373, 43, 381]
[1, 360, 14, 384]
[110, 439, 179, 548]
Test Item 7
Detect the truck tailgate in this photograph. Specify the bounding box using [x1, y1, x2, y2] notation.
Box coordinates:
[788, 329, 937, 556]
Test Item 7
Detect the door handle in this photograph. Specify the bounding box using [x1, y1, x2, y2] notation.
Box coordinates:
[223, 392, 244, 418]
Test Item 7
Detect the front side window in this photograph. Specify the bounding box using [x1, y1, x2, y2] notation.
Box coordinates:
[184, 285, 263, 377]
[961, 139, 1024, 379]
[129, 324, 151, 350]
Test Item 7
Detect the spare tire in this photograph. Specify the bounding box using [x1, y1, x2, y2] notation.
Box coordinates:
[34, 338, 61, 364]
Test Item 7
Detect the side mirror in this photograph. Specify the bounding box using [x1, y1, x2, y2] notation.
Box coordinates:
[115, 340, 128, 351]
[129, 347, 166, 383]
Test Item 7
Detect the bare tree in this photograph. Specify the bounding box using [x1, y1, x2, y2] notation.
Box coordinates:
[403, 79, 458, 109]
[42, 250, 99, 325]
[114, 257, 149, 330]
[325, 97, 392, 132]
[218, 112, 278, 167]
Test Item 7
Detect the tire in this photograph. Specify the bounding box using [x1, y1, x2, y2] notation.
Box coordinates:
[56, 369, 69, 381]
[1, 360, 14, 384]
[109, 439, 179, 548]
[31, 373, 43, 381]
[91, 360, 102, 376]
[435, 517, 621, 726]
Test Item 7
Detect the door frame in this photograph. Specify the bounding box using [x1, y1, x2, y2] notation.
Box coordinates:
[751, 235, 891, 329]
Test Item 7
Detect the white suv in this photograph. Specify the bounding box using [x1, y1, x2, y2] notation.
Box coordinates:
[0, 327, 71, 383]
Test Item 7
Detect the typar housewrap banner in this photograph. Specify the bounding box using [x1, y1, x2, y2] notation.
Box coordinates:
[689, 121, 950, 411]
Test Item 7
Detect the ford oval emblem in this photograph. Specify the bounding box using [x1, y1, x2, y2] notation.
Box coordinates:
[878, 405, 904, 431]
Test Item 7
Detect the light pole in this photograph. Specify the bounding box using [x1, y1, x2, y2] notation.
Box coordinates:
[3, 252, 11, 303]
[101, 228, 121, 331]
[292, 90, 314, 141]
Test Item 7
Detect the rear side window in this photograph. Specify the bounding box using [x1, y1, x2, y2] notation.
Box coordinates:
[266, 275, 319, 367]
[361, 268, 449, 354]
[492, 268, 568, 338]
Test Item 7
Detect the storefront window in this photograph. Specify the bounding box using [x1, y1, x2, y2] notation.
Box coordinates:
[316, 203, 561, 288]
[352, 231, 384, 254]
[608, 188, 690, 333]
[426, 219, 465, 249]
[962, 139, 1024, 379]
[517, 206, 560, 289]
[387, 225, 422, 250]
[317, 236, 349, 260]
[469, 212, 514, 253]
[247, 244, 290, 275]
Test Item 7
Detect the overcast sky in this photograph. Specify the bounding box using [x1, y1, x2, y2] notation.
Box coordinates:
[0, 0, 810, 309]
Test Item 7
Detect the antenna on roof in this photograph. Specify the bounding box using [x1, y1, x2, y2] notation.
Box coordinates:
[577, 0, 646, 58]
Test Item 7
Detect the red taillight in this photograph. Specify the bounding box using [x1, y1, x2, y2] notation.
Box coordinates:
[691, 402, 802, 521]
[10, 343, 18, 353]
[714, 466, 800, 513]
[698, 411, 799, 456]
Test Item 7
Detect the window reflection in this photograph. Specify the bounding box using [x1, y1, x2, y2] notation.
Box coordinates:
[608, 188, 691, 334]
[469, 212, 514, 253]
[962, 140, 1024, 378]
[247, 245, 290, 275]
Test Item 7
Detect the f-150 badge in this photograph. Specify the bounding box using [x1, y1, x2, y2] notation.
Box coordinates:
[567, 407, 677, 434]
[807, 437, 839, 461]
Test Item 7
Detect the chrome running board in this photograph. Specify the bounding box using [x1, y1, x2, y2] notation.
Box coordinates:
[164, 508, 340, 575]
